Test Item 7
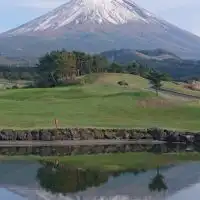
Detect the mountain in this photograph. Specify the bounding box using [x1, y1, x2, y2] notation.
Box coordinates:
[101, 48, 181, 62]
[0, 55, 30, 66]
[101, 49, 200, 79]
[1, 0, 200, 58]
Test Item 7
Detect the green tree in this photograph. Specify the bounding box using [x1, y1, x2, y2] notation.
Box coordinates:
[37, 50, 77, 86]
[148, 70, 164, 96]
[161, 72, 172, 81]
[108, 62, 123, 73]
[73, 51, 86, 75]
[126, 62, 138, 74]
[56, 51, 77, 82]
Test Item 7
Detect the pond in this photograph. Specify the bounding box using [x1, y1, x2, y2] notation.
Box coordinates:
[0, 143, 200, 199]
[0, 160, 200, 200]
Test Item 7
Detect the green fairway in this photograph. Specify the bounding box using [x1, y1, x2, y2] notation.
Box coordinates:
[0, 73, 200, 130]
[89, 73, 149, 89]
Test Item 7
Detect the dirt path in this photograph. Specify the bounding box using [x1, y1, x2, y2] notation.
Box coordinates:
[159, 88, 200, 100]
[147, 82, 200, 101]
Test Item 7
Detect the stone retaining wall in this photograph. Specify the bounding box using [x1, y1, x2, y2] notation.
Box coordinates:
[0, 127, 199, 144]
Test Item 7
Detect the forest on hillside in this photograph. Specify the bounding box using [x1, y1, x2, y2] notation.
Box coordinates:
[0, 50, 169, 84]
[1, 49, 200, 81]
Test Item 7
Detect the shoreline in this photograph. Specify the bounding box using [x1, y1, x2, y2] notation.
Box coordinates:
[0, 139, 165, 147]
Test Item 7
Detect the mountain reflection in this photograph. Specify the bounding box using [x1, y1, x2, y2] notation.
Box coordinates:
[36, 161, 169, 196]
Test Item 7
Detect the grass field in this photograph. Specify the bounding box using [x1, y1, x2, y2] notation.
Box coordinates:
[0, 73, 200, 130]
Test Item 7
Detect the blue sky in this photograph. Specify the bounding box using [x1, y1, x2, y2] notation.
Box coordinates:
[1, 0, 200, 35]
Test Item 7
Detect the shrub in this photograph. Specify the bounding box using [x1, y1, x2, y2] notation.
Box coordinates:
[35, 78, 56, 88]
[82, 74, 99, 84]
[117, 80, 128, 86]
[12, 85, 19, 89]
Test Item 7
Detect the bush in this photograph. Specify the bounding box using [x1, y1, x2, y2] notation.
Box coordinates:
[82, 74, 100, 84]
[117, 80, 128, 86]
[12, 85, 19, 89]
[35, 78, 56, 88]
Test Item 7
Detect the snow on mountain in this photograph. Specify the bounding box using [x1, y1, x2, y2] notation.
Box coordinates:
[2, 0, 200, 58]
[6, 0, 161, 35]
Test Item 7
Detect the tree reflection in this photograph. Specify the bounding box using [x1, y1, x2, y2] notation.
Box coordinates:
[36, 162, 110, 195]
[36, 161, 150, 196]
[148, 167, 168, 192]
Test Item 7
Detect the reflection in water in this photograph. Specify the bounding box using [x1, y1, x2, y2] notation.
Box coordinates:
[149, 167, 168, 192]
[0, 160, 200, 199]
[0, 155, 200, 200]
[0, 143, 198, 156]
[36, 162, 110, 195]
[0, 188, 26, 200]
[36, 161, 168, 196]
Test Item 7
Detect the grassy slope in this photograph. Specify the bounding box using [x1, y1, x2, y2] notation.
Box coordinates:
[163, 81, 200, 97]
[0, 73, 200, 130]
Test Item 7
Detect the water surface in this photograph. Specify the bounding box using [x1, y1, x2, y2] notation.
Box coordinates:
[0, 143, 199, 199]
[0, 160, 199, 199]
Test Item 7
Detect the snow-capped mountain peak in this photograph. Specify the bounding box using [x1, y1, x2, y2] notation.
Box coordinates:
[6, 0, 153, 35]
[2, 0, 200, 59]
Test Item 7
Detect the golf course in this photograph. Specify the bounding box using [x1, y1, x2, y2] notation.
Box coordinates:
[0, 73, 200, 131]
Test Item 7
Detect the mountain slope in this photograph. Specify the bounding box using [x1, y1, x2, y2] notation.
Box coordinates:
[1, 0, 200, 58]
[101, 48, 181, 62]
[2, 0, 162, 36]
[101, 49, 200, 79]
[4, 0, 153, 35]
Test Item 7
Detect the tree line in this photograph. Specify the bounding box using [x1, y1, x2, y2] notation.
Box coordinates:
[0, 50, 171, 89]
[0, 66, 38, 81]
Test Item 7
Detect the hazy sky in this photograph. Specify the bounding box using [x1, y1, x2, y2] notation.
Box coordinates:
[0, 0, 199, 35]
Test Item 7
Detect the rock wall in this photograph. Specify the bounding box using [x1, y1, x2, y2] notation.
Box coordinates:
[0, 127, 199, 143]
[0, 128, 150, 141]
